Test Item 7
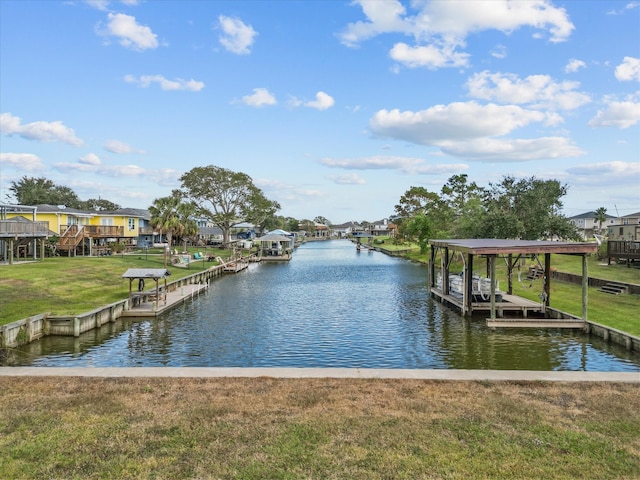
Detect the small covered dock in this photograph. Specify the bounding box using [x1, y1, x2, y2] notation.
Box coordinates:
[122, 268, 171, 312]
[428, 239, 598, 327]
[255, 232, 294, 261]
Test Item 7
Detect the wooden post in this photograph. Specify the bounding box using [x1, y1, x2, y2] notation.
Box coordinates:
[442, 247, 449, 295]
[155, 278, 159, 311]
[544, 253, 551, 311]
[429, 246, 436, 288]
[507, 254, 513, 295]
[466, 254, 474, 314]
[489, 255, 496, 320]
[582, 254, 588, 321]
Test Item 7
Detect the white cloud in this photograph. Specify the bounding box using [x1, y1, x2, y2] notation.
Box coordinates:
[490, 44, 507, 59]
[438, 136, 585, 162]
[389, 42, 469, 69]
[305, 92, 335, 110]
[79, 153, 102, 165]
[588, 94, 640, 129]
[0, 112, 84, 146]
[241, 88, 277, 107]
[0, 152, 45, 171]
[565, 58, 586, 73]
[340, 0, 574, 69]
[104, 139, 145, 154]
[466, 71, 591, 110]
[327, 173, 367, 185]
[566, 161, 640, 176]
[320, 155, 468, 175]
[368, 101, 586, 162]
[124, 74, 205, 91]
[84, 0, 110, 10]
[98, 13, 158, 51]
[370, 102, 548, 144]
[615, 56, 640, 82]
[607, 2, 640, 15]
[338, 0, 410, 47]
[84, 0, 140, 9]
[218, 15, 257, 55]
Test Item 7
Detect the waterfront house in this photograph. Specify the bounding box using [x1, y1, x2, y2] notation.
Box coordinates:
[331, 221, 362, 238]
[568, 211, 619, 240]
[607, 212, 640, 264]
[370, 218, 397, 237]
[3, 204, 153, 256]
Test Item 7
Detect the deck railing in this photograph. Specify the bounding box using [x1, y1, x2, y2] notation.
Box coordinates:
[59, 225, 124, 237]
[0, 220, 50, 236]
[607, 240, 640, 260]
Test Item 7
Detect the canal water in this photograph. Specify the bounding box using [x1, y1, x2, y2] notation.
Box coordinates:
[11, 240, 640, 371]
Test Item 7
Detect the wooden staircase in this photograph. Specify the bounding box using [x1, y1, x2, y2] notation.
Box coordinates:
[57, 225, 84, 255]
[526, 266, 543, 281]
[598, 282, 629, 295]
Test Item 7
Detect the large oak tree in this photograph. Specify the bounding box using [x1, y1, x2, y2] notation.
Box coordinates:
[179, 165, 279, 244]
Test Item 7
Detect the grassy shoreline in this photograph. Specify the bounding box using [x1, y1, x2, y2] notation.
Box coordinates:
[1, 377, 638, 479]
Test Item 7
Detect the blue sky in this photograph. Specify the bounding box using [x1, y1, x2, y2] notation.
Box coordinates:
[1, 0, 639, 224]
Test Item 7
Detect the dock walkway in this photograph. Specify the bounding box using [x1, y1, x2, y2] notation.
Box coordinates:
[122, 283, 209, 318]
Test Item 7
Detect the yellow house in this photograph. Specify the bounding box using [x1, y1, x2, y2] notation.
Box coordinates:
[4, 204, 151, 256]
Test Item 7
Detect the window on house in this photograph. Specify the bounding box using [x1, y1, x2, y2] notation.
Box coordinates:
[128, 218, 136, 230]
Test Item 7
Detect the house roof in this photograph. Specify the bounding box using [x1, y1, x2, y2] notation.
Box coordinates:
[6, 204, 150, 219]
[122, 268, 171, 279]
[9, 204, 95, 216]
[569, 211, 616, 220]
[256, 233, 293, 242]
[621, 211, 640, 218]
[99, 208, 150, 219]
[429, 239, 598, 256]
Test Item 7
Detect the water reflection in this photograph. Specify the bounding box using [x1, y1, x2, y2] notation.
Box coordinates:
[10, 240, 640, 371]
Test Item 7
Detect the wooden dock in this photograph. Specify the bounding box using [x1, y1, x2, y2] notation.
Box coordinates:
[430, 289, 587, 328]
[430, 289, 544, 317]
[122, 283, 209, 318]
[486, 318, 585, 329]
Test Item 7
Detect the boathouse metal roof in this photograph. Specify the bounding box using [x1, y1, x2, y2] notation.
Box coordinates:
[255, 233, 294, 242]
[122, 268, 171, 279]
[428, 239, 598, 256]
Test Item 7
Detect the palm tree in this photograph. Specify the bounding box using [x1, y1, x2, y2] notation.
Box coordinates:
[594, 207, 607, 233]
[177, 202, 199, 253]
[149, 194, 194, 266]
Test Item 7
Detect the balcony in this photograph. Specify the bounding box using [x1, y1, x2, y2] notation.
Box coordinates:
[0, 221, 50, 237]
[60, 225, 124, 237]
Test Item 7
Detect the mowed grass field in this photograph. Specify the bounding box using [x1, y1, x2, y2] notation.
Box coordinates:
[0, 377, 638, 479]
[0, 252, 216, 325]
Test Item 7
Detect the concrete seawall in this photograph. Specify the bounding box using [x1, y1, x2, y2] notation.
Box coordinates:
[0, 267, 223, 349]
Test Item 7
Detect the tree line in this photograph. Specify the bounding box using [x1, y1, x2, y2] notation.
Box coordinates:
[7, 170, 583, 252]
[394, 174, 581, 253]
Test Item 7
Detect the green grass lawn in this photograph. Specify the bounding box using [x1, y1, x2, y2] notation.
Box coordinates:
[1, 377, 638, 479]
[0, 249, 228, 325]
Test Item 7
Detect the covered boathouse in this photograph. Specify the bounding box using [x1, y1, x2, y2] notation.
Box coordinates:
[428, 239, 598, 328]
